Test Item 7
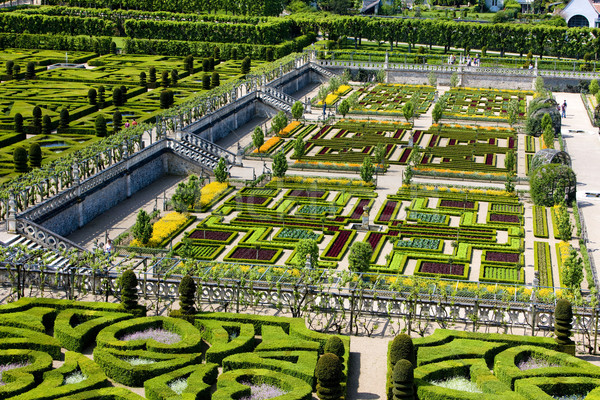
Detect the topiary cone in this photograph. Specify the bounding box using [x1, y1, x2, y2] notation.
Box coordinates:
[392, 359, 415, 400]
[324, 336, 345, 363]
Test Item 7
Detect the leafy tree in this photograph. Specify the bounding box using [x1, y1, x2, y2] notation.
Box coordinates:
[211, 72, 220, 87]
[119, 269, 139, 311]
[432, 103, 443, 125]
[348, 241, 373, 272]
[271, 111, 288, 136]
[202, 74, 211, 90]
[88, 88, 97, 105]
[530, 164, 576, 206]
[95, 115, 107, 137]
[32, 106, 42, 134]
[59, 108, 69, 129]
[29, 143, 42, 169]
[171, 69, 178, 86]
[13, 147, 28, 173]
[252, 126, 265, 152]
[42, 115, 52, 135]
[590, 79, 599, 95]
[161, 70, 170, 87]
[428, 72, 437, 87]
[561, 248, 583, 292]
[556, 203, 572, 242]
[504, 150, 515, 172]
[402, 101, 414, 123]
[292, 101, 304, 120]
[374, 143, 386, 169]
[293, 136, 305, 159]
[214, 157, 228, 183]
[541, 112, 552, 131]
[171, 175, 203, 213]
[25, 61, 35, 79]
[272, 150, 288, 178]
[14, 113, 23, 133]
[295, 239, 319, 268]
[535, 76, 545, 94]
[132, 209, 153, 245]
[505, 173, 515, 193]
[543, 124, 554, 149]
[139, 71, 146, 87]
[338, 99, 350, 117]
[113, 110, 122, 133]
[360, 156, 374, 183]
[450, 72, 459, 87]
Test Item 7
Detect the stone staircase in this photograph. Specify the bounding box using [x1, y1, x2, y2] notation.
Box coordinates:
[310, 63, 337, 79]
[1, 233, 71, 271]
[177, 132, 240, 167]
[257, 87, 297, 114]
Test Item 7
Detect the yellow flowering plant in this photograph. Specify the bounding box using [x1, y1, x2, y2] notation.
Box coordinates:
[131, 211, 188, 248]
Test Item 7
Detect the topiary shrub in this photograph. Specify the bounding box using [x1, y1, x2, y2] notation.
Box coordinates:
[555, 299, 574, 346]
[112, 87, 123, 107]
[139, 71, 146, 87]
[324, 337, 345, 362]
[526, 97, 561, 136]
[119, 270, 139, 313]
[88, 88, 97, 105]
[42, 115, 52, 135]
[211, 72, 220, 88]
[161, 70, 170, 87]
[32, 106, 42, 134]
[241, 56, 251, 75]
[149, 67, 157, 84]
[95, 115, 107, 137]
[390, 334, 415, 368]
[29, 143, 41, 169]
[171, 69, 178, 86]
[13, 146, 28, 173]
[315, 353, 342, 400]
[98, 86, 106, 108]
[113, 111, 122, 133]
[59, 108, 69, 129]
[202, 74, 210, 90]
[25, 61, 35, 79]
[14, 112, 23, 133]
[178, 275, 196, 315]
[392, 359, 415, 400]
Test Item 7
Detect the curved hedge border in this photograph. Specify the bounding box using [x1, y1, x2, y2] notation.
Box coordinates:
[53, 387, 145, 399]
[222, 351, 318, 386]
[515, 376, 600, 400]
[0, 326, 61, 360]
[213, 368, 312, 400]
[0, 349, 53, 399]
[16, 351, 109, 400]
[95, 317, 202, 354]
[493, 345, 600, 389]
[92, 347, 202, 387]
[196, 320, 255, 365]
[144, 363, 218, 400]
[54, 310, 132, 352]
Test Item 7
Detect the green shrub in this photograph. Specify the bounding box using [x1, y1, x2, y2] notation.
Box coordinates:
[95, 115, 107, 137]
[214, 368, 312, 400]
[211, 71, 220, 87]
[390, 334, 415, 368]
[119, 270, 139, 312]
[555, 299, 574, 346]
[42, 115, 52, 135]
[178, 275, 196, 315]
[112, 111, 122, 133]
[14, 112, 23, 133]
[392, 359, 414, 400]
[59, 108, 69, 129]
[112, 87, 123, 107]
[144, 363, 218, 400]
[324, 337, 345, 361]
[202, 73, 210, 90]
[13, 146, 28, 173]
[0, 349, 53, 398]
[315, 353, 342, 400]
[139, 71, 146, 87]
[32, 106, 42, 133]
[88, 88, 97, 105]
[29, 143, 42, 169]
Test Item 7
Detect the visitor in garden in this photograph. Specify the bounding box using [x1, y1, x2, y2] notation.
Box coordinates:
[562, 100, 567, 118]
[105, 239, 113, 254]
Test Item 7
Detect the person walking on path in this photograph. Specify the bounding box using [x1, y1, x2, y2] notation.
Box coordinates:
[562, 100, 567, 118]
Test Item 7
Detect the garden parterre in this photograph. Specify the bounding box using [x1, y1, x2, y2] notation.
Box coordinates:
[0, 297, 348, 400]
[441, 87, 531, 122]
[350, 83, 435, 116]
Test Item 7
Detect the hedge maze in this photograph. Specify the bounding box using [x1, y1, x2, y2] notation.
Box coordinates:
[387, 329, 600, 400]
[0, 297, 349, 400]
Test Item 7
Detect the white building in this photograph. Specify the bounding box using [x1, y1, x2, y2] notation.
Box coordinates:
[560, 0, 600, 27]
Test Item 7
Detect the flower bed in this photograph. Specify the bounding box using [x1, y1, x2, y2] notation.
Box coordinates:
[287, 189, 327, 199]
[408, 211, 449, 225]
[229, 196, 271, 206]
[131, 212, 194, 248]
[376, 200, 398, 222]
[253, 136, 282, 154]
[439, 199, 475, 209]
[322, 230, 355, 260]
[188, 229, 236, 242]
[395, 238, 441, 251]
[173, 243, 224, 260]
[534, 241, 553, 287]
[351, 84, 435, 116]
[274, 228, 320, 242]
[120, 328, 181, 345]
[533, 205, 549, 238]
[481, 265, 523, 283]
[278, 121, 301, 138]
[442, 87, 529, 122]
[199, 182, 231, 210]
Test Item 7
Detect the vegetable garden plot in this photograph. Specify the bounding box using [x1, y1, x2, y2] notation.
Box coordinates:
[441, 87, 531, 122]
[407, 124, 517, 175]
[350, 83, 435, 116]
